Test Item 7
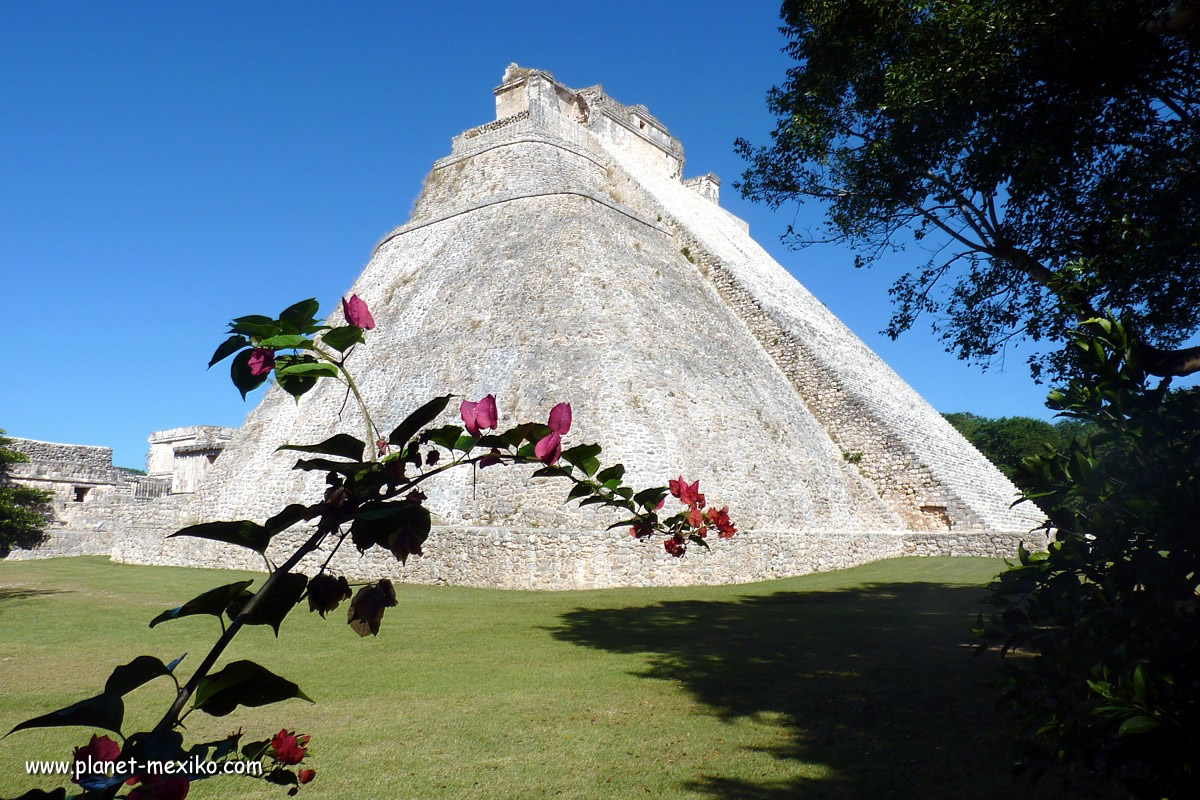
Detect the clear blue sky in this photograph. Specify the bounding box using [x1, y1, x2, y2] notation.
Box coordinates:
[1, 1, 1058, 469]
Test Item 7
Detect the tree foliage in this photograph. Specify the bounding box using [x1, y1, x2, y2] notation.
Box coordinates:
[942, 411, 1094, 481]
[978, 317, 1200, 797]
[0, 430, 52, 557]
[738, 0, 1200, 379]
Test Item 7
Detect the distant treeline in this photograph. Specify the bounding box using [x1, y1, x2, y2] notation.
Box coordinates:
[942, 412, 1096, 483]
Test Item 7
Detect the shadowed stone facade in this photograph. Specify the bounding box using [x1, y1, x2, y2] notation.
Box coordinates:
[8, 66, 1046, 586]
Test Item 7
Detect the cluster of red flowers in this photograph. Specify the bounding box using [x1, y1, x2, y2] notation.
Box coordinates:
[68, 729, 315, 799]
[657, 476, 738, 557]
[271, 728, 316, 788]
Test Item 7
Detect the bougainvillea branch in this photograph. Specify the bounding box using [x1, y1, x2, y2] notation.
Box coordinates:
[4, 295, 736, 800]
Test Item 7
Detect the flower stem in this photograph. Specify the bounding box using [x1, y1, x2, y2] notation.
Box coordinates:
[314, 344, 379, 460]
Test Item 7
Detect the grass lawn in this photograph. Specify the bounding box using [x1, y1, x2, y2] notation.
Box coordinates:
[0, 555, 1085, 799]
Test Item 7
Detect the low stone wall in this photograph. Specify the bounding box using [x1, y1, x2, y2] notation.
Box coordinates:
[111, 521, 1044, 590]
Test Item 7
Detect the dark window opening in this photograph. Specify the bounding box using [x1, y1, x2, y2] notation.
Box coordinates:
[73, 486, 90, 502]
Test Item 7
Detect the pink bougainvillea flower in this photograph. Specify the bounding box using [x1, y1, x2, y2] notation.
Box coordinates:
[669, 476, 705, 509]
[341, 294, 375, 330]
[534, 431, 562, 465]
[270, 729, 309, 765]
[460, 394, 498, 437]
[664, 536, 685, 557]
[72, 734, 120, 783]
[547, 402, 572, 435]
[298, 769, 316, 785]
[376, 438, 389, 457]
[247, 347, 275, 376]
[687, 507, 705, 529]
[629, 520, 654, 539]
[705, 506, 737, 539]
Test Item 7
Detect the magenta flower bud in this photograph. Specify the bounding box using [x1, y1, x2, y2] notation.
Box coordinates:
[461, 394, 498, 437]
[342, 294, 376, 330]
[534, 432, 562, 465]
[247, 347, 275, 376]
[476, 394, 498, 430]
[547, 402, 572, 435]
[460, 399, 480, 436]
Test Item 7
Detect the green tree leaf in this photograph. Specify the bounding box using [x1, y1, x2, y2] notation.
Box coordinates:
[208, 334, 249, 368]
[104, 655, 174, 696]
[7, 693, 123, 736]
[274, 361, 339, 378]
[321, 325, 364, 352]
[277, 433, 366, 462]
[278, 298, 320, 332]
[168, 521, 272, 554]
[561, 444, 602, 476]
[389, 394, 455, 448]
[192, 660, 312, 717]
[226, 573, 308, 636]
[257, 334, 313, 350]
[149, 580, 255, 628]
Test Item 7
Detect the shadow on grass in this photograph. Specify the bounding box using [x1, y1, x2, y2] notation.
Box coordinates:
[553, 582, 1103, 800]
[0, 587, 67, 605]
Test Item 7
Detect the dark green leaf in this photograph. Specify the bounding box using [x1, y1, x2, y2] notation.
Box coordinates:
[104, 655, 173, 696]
[561, 443, 602, 468]
[579, 496, 610, 507]
[389, 394, 455, 447]
[606, 518, 640, 531]
[596, 464, 625, 483]
[209, 334, 249, 368]
[567, 483, 594, 501]
[1118, 715, 1160, 736]
[278, 298, 320, 332]
[228, 314, 279, 339]
[453, 435, 477, 452]
[275, 361, 339, 378]
[321, 325, 364, 352]
[264, 503, 311, 534]
[531, 465, 570, 478]
[7, 693, 123, 736]
[277, 433, 366, 461]
[561, 443, 602, 476]
[426, 424, 464, 450]
[688, 534, 711, 550]
[241, 739, 272, 761]
[258, 334, 313, 350]
[264, 767, 300, 787]
[192, 660, 312, 717]
[149, 580, 255, 628]
[229, 573, 308, 636]
[292, 457, 370, 476]
[230, 349, 269, 400]
[169, 521, 272, 554]
[275, 371, 317, 400]
[521, 423, 552, 443]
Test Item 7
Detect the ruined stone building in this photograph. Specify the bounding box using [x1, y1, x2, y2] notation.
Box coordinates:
[6, 66, 1045, 587]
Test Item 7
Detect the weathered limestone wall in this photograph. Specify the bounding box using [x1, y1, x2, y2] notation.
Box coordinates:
[112, 520, 1039, 589]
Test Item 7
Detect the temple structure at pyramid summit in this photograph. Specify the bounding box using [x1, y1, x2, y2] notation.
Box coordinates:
[8, 66, 1045, 587]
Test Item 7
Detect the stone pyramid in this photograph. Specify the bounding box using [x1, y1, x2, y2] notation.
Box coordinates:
[114, 65, 1044, 588]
